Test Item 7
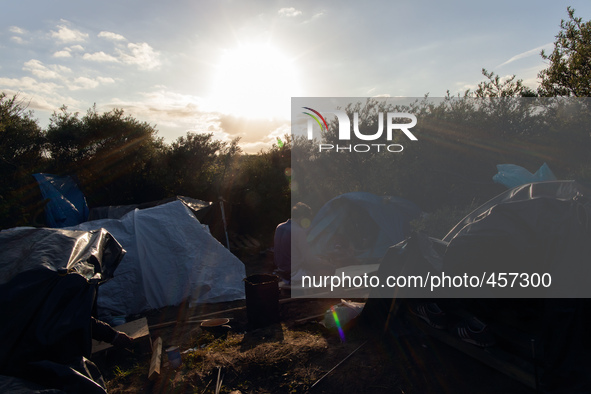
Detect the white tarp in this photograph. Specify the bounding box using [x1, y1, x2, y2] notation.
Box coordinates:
[68, 200, 245, 319]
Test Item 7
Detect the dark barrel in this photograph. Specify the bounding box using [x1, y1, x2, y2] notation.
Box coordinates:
[244, 274, 280, 329]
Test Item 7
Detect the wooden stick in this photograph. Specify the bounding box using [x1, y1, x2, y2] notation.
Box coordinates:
[310, 341, 368, 390]
[293, 314, 325, 325]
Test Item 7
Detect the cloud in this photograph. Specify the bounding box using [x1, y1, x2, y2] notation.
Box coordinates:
[98, 31, 126, 41]
[53, 50, 72, 58]
[111, 91, 205, 119]
[185, 114, 288, 153]
[83, 51, 119, 63]
[11, 36, 25, 45]
[82, 90, 284, 152]
[9, 26, 26, 35]
[454, 82, 478, 95]
[9, 26, 27, 44]
[19, 59, 113, 94]
[0, 85, 83, 116]
[105, 91, 282, 150]
[518, 65, 544, 90]
[50, 24, 88, 43]
[23, 59, 71, 80]
[0, 76, 61, 95]
[278, 7, 302, 17]
[118, 42, 161, 70]
[69, 76, 115, 90]
[496, 43, 553, 68]
[217, 115, 289, 147]
[53, 45, 84, 58]
[97, 76, 115, 84]
[71, 77, 100, 90]
[303, 12, 325, 24]
[239, 123, 289, 153]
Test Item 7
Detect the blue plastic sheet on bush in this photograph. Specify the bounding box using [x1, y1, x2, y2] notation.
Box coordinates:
[492, 163, 557, 189]
[33, 173, 89, 228]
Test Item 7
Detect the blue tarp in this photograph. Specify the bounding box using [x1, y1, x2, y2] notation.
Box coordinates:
[33, 173, 89, 228]
[492, 163, 557, 189]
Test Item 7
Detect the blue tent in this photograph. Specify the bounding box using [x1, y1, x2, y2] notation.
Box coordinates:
[33, 173, 89, 228]
[307, 192, 421, 260]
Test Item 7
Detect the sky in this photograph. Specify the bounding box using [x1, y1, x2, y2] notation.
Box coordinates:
[2, 0, 591, 153]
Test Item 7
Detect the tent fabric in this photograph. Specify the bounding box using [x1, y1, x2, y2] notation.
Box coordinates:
[0, 227, 123, 393]
[33, 173, 90, 228]
[87, 196, 233, 247]
[87, 195, 211, 221]
[68, 200, 246, 320]
[307, 192, 421, 260]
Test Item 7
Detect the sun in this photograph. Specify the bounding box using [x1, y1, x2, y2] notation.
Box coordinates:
[211, 43, 301, 119]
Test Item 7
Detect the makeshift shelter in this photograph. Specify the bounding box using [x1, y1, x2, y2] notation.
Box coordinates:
[88, 195, 233, 248]
[361, 181, 591, 393]
[68, 200, 246, 321]
[307, 192, 421, 261]
[0, 227, 124, 393]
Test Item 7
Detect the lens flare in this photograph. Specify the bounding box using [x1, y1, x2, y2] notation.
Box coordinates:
[330, 305, 346, 342]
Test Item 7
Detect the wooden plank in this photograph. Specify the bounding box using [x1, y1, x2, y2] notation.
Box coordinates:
[92, 317, 151, 354]
[148, 337, 162, 380]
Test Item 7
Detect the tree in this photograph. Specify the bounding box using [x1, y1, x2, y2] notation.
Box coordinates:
[471, 69, 536, 98]
[166, 132, 225, 198]
[230, 137, 291, 240]
[0, 93, 44, 170]
[0, 93, 45, 228]
[45, 105, 163, 206]
[538, 7, 591, 97]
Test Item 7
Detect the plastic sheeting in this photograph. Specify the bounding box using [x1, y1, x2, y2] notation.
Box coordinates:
[68, 200, 246, 319]
[0, 227, 123, 286]
[443, 180, 585, 243]
[33, 173, 90, 228]
[492, 163, 557, 189]
[0, 227, 124, 393]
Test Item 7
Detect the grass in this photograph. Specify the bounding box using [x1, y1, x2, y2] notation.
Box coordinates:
[104, 323, 333, 394]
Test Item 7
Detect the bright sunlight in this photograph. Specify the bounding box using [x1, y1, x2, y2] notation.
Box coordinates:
[211, 43, 301, 119]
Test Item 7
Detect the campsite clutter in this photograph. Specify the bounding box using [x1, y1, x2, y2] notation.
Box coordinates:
[2, 170, 591, 392]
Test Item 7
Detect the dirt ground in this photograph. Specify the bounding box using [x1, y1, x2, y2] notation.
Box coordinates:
[93, 252, 538, 394]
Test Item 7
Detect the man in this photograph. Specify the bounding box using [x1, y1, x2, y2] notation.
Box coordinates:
[274, 202, 332, 284]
